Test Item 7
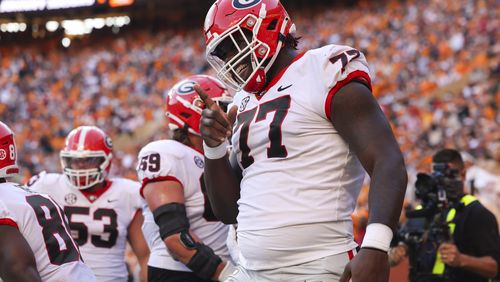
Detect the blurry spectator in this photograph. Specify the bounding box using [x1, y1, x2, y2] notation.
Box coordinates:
[0, 0, 497, 197]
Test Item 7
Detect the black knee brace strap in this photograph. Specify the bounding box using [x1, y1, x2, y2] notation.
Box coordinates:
[153, 203, 190, 240]
[187, 243, 222, 280]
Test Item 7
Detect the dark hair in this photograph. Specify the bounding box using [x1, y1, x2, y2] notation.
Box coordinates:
[432, 149, 464, 168]
[172, 127, 190, 146]
[284, 33, 300, 50]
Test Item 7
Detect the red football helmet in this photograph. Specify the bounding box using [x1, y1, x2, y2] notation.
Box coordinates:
[204, 0, 295, 93]
[166, 75, 232, 135]
[0, 121, 19, 178]
[60, 126, 113, 190]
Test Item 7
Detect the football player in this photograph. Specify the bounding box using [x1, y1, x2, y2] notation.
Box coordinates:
[0, 121, 96, 282]
[27, 126, 149, 282]
[198, 0, 408, 281]
[137, 75, 235, 282]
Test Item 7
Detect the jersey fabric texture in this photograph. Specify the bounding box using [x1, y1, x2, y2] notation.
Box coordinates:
[0, 182, 96, 282]
[28, 172, 142, 282]
[137, 140, 230, 272]
[230, 44, 371, 270]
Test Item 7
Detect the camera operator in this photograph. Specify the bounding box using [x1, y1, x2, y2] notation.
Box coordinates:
[390, 149, 500, 282]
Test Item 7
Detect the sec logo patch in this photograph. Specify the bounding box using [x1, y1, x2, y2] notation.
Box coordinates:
[64, 193, 78, 205]
[194, 156, 204, 168]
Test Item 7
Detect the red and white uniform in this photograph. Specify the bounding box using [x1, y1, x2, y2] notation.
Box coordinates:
[28, 172, 142, 282]
[0, 182, 96, 282]
[230, 44, 371, 270]
[137, 140, 230, 271]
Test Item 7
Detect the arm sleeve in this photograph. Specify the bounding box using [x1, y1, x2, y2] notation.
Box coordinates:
[136, 145, 184, 198]
[310, 45, 373, 120]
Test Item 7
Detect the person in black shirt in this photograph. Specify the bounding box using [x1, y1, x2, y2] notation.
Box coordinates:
[390, 149, 500, 282]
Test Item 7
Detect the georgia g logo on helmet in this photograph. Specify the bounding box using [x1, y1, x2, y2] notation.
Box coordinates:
[177, 81, 196, 95]
[232, 0, 261, 9]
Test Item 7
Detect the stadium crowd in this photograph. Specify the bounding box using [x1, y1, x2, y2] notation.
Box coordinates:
[0, 0, 498, 210]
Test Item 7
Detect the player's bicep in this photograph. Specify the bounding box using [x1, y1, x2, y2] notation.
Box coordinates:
[330, 82, 400, 174]
[143, 180, 185, 211]
[127, 210, 150, 260]
[229, 151, 242, 183]
[0, 225, 41, 282]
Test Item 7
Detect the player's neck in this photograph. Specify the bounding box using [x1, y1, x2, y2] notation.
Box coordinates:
[84, 180, 108, 193]
[187, 133, 204, 154]
[266, 47, 299, 84]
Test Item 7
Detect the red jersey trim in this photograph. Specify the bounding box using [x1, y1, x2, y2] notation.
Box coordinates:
[324, 70, 372, 120]
[0, 218, 19, 229]
[257, 52, 307, 101]
[140, 176, 182, 198]
[80, 180, 113, 203]
[348, 249, 354, 260]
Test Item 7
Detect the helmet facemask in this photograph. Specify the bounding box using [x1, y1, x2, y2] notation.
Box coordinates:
[207, 13, 271, 93]
[205, 1, 295, 94]
[60, 152, 111, 190]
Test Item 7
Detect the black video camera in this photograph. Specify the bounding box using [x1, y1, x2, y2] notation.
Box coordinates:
[412, 163, 463, 217]
[395, 163, 463, 281]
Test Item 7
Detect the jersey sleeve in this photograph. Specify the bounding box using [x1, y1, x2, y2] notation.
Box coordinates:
[311, 44, 373, 120]
[25, 171, 48, 193]
[0, 199, 18, 229]
[136, 143, 184, 198]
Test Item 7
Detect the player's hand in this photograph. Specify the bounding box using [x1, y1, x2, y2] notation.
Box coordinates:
[195, 84, 237, 147]
[388, 244, 407, 267]
[340, 248, 389, 282]
[438, 242, 462, 267]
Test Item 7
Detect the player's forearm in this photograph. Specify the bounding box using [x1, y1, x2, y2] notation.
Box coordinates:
[204, 157, 240, 224]
[164, 233, 227, 281]
[367, 154, 407, 230]
[460, 254, 498, 279]
[0, 262, 41, 282]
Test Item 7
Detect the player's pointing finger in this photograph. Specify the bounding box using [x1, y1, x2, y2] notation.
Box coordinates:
[194, 84, 215, 108]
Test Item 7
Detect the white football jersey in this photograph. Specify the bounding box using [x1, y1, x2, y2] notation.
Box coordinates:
[137, 140, 230, 271]
[230, 44, 370, 269]
[0, 182, 96, 282]
[28, 172, 142, 282]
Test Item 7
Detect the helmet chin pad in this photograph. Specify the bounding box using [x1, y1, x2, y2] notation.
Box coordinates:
[243, 68, 267, 93]
[63, 167, 105, 190]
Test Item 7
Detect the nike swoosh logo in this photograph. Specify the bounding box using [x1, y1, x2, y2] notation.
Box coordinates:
[107, 199, 117, 203]
[277, 84, 292, 92]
